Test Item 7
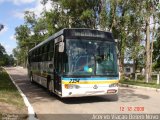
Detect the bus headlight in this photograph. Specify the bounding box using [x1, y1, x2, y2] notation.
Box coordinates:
[64, 84, 80, 89]
[109, 83, 118, 87]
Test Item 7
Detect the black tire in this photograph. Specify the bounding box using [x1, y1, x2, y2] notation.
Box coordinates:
[47, 76, 52, 93]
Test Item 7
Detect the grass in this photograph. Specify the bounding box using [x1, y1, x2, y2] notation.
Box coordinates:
[120, 79, 160, 89]
[0, 67, 27, 119]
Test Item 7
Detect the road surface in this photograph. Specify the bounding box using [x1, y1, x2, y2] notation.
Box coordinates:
[5, 67, 160, 120]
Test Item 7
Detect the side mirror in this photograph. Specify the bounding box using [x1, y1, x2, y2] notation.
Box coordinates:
[59, 42, 64, 52]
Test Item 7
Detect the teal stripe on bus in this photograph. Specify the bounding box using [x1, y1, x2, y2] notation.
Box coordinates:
[62, 77, 119, 81]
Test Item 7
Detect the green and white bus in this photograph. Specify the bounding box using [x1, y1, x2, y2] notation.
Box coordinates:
[28, 28, 119, 97]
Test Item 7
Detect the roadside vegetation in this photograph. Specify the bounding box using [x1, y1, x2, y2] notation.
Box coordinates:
[0, 44, 14, 66]
[0, 67, 27, 119]
[120, 75, 160, 89]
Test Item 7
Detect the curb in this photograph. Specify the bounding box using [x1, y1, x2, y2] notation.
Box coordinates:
[119, 83, 160, 92]
[5, 68, 38, 120]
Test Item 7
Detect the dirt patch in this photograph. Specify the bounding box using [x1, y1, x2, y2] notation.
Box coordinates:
[0, 101, 28, 119]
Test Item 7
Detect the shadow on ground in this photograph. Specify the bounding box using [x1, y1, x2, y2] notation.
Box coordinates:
[118, 88, 150, 102]
[59, 93, 120, 104]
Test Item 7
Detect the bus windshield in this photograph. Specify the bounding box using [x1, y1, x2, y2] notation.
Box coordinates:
[65, 39, 118, 76]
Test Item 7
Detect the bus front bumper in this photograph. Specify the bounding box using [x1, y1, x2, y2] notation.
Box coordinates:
[61, 84, 118, 98]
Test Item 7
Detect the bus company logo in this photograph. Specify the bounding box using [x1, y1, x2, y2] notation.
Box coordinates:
[93, 85, 98, 89]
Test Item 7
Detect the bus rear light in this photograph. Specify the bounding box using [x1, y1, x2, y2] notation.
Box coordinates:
[107, 89, 117, 93]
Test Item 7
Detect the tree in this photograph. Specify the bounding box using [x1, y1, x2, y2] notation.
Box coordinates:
[99, 0, 160, 81]
[14, 0, 102, 67]
[15, 24, 31, 67]
[13, 0, 160, 80]
[0, 24, 4, 31]
[99, 0, 135, 77]
[140, 0, 160, 82]
[0, 44, 6, 66]
[153, 27, 160, 70]
[56, 0, 101, 28]
[0, 44, 6, 56]
[0, 44, 14, 66]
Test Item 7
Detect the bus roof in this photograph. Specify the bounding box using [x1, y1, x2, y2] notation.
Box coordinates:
[29, 28, 114, 53]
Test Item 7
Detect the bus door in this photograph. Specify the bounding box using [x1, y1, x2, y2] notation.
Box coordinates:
[54, 43, 63, 94]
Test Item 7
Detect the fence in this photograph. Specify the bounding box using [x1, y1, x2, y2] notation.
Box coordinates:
[135, 73, 160, 84]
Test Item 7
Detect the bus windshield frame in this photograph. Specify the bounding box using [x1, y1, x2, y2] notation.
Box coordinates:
[63, 38, 118, 77]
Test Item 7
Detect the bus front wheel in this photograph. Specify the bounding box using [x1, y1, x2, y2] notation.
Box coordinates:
[47, 77, 52, 93]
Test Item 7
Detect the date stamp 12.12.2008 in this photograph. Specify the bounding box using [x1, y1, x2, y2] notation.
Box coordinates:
[120, 106, 144, 112]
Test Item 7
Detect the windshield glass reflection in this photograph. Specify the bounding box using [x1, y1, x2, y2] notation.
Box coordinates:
[65, 39, 118, 76]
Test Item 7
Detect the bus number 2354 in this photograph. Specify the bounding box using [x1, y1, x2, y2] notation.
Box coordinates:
[69, 79, 80, 83]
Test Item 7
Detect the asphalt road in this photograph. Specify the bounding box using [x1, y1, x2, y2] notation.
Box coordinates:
[5, 67, 160, 120]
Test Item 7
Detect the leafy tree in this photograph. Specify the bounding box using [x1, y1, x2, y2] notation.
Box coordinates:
[99, 0, 133, 76]
[13, 0, 160, 80]
[0, 44, 14, 66]
[57, 0, 101, 28]
[0, 44, 6, 56]
[14, 0, 102, 67]
[15, 25, 30, 66]
[153, 27, 160, 70]
[99, 0, 160, 80]
[0, 44, 6, 66]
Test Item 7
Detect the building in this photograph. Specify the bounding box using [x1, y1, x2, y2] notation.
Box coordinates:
[124, 63, 135, 76]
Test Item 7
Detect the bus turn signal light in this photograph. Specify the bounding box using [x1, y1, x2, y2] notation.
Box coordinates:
[64, 84, 69, 89]
[64, 84, 80, 89]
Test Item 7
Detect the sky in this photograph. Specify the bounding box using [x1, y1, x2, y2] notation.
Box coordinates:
[0, 0, 159, 55]
[0, 0, 52, 55]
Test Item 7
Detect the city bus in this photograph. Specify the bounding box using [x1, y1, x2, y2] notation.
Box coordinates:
[27, 28, 119, 97]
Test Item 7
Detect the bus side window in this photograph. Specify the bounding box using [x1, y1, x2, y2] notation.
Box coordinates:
[30, 52, 33, 62]
[33, 50, 35, 62]
[48, 41, 54, 61]
[44, 44, 48, 61]
[54, 44, 62, 73]
[35, 49, 38, 62]
[46, 43, 50, 61]
[37, 48, 39, 62]
[40, 46, 43, 62]
[42, 46, 45, 61]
